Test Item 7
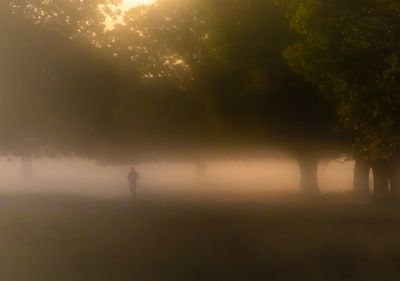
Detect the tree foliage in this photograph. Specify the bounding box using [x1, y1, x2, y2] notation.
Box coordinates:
[278, 0, 400, 163]
[9, 0, 120, 44]
[111, 0, 336, 160]
[0, 1, 124, 158]
[2, 0, 337, 172]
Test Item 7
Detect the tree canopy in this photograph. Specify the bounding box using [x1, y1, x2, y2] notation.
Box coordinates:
[111, 0, 337, 158]
[0, 1, 125, 158]
[278, 0, 400, 162]
[278, 0, 400, 198]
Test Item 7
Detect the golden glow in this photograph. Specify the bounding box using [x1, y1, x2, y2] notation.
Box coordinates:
[121, 0, 156, 10]
[105, 0, 156, 29]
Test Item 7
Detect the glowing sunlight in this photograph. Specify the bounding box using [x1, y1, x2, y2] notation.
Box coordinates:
[121, 0, 156, 10]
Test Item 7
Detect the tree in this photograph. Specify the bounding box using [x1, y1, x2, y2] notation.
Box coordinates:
[111, 0, 338, 193]
[0, 1, 126, 160]
[2, 0, 213, 174]
[3, 0, 341, 196]
[278, 0, 400, 200]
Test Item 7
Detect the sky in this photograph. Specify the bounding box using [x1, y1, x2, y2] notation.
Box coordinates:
[121, 0, 156, 10]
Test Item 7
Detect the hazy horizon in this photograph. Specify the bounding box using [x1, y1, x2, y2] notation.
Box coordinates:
[0, 157, 364, 198]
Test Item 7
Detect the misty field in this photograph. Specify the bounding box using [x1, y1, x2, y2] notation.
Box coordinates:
[0, 195, 398, 281]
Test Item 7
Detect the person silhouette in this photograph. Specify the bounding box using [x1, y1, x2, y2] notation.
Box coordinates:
[127, 167, 140, 197]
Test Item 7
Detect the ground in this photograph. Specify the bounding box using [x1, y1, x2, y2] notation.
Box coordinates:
[0, 194, 399, 281]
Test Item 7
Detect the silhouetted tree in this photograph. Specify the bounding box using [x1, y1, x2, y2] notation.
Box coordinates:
[278, 0, 400, 200]
[0, 1, 125, 160]
[2, 1, 212, 173]
[2, 0, 344, 195]
[111, 0, 337, 193]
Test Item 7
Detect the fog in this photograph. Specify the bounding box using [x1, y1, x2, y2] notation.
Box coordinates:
[2, 1, 399, 279]
[0, 157, 365, 198]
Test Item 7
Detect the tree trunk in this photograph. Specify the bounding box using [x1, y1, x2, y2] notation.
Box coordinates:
[298, 156, 319, 195]
[372, 164, 389, 202]
[353, 158, 370, 197]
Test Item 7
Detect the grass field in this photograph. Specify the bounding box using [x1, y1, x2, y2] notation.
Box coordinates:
[0, 194, 399, 281]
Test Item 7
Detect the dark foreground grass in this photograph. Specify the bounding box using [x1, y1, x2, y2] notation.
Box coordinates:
[0, 194, 399, 281]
